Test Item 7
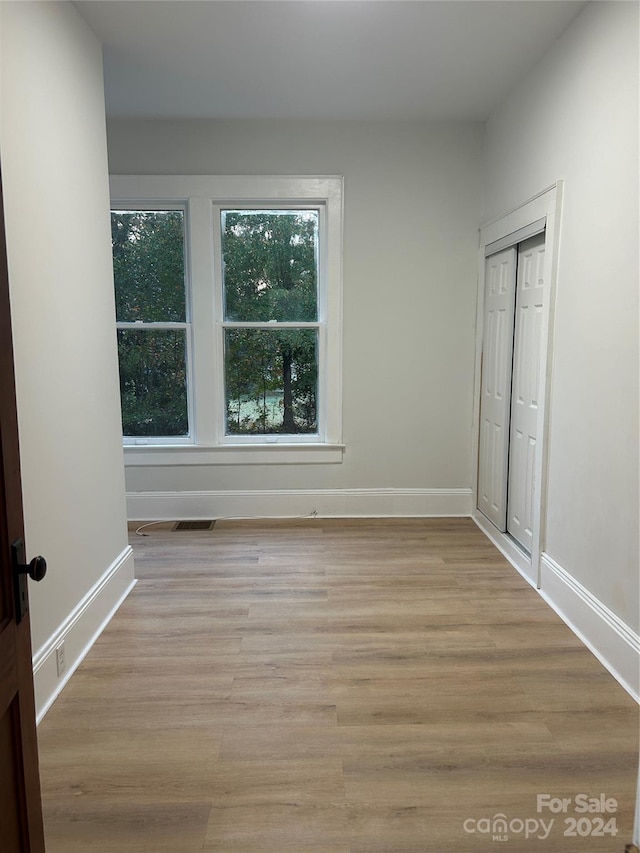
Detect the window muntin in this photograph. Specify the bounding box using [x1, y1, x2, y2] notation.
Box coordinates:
[111, 208, 191, 441]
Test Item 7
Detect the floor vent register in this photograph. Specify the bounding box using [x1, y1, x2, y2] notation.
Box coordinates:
[173, 520, 216, 531]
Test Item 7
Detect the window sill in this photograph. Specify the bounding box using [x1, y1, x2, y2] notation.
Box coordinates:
[123, 443, 345, 466]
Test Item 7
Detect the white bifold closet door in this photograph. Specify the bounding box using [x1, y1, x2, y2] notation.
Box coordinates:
[477, 232, 545, 553]
[506, 234, 545, 553]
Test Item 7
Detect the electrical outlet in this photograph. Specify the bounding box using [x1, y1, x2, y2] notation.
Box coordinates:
[55, 642, 66, 677]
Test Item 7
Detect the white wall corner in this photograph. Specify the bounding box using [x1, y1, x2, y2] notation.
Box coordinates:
[32, 546, 136, 723]
[126, 488, 473, 522]
[539, 553, 640, 703]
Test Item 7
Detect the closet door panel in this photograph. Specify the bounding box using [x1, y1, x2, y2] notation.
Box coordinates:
[507, 234, 546, 552]
[477, 247, 517, 529]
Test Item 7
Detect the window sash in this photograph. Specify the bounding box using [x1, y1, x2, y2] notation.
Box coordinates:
[220, 206, 320, 324]
[111, 206, 189, 325]
[117, 324, 194, 445]
[221, 322, 320, 329]
[117, 322, 189, 330]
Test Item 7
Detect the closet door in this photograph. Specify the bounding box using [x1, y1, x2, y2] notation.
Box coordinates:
[507, 234, 545, 552]
[477, 247, 517, 529]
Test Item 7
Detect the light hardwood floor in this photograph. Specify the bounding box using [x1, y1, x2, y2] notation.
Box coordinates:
[37, 518, 638, 851]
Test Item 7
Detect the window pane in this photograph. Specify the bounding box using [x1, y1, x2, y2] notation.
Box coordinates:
[225, 329, 317, 435]
[222, 210, 318, 322]
[112, 210, 186, 322]
[118, 329, 188, 436]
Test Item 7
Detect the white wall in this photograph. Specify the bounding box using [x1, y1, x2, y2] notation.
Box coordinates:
[107, 119, 483, 515]
[0, 1, 134, 717]
[483, 1, 639, 636]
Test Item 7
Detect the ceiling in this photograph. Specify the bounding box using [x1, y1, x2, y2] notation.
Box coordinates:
[75, 0, 587, 122]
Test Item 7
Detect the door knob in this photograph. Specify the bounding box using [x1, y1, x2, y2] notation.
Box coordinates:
[11, 538, 47, 623]
[16, 554, 47, 582]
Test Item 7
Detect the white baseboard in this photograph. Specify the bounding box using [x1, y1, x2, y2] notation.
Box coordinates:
[472, 515, 638, 702]
[538, 553, 639, 702]
[126, 488, 473, 521]
[33, 545, 136, 723]
[472, 511, 537, 587]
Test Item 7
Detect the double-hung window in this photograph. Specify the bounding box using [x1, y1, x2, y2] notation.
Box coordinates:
[110, 176, 343, 465]
[112, 206, 191, 443]
[217, 207, 320, 439]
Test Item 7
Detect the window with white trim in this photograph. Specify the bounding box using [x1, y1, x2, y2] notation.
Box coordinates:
[112, 206, 192, 443]
[110, 176, 343, 465]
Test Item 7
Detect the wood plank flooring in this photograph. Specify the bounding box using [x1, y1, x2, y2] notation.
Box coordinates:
[37, 518, 638, 851]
